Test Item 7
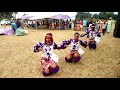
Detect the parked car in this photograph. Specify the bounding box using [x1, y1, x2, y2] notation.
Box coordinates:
[0, 19, 11, 25]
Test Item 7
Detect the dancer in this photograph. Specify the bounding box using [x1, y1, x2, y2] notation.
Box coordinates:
[33, 33, 61, 76]
[81, 24, 101, 50]
[61, 32, 87, 63]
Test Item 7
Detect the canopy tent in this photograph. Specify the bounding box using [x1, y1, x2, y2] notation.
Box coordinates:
[29, 15, 52, 20]
[20, 15, 34, 20]
[29, 16, 43, 20]
[28, 16, 52, 29]
[48, 14, 70, 29]
[48, 14, 70, 19]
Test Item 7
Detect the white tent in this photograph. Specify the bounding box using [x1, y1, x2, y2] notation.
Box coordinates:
[29, 16, 50, 20]
[29, 16, 42, 20]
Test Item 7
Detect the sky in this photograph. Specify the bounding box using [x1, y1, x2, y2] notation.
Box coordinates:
[15, 12, 118, 19]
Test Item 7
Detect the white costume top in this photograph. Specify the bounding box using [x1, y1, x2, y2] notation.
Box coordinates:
[63, 39, 86, 56]
[86, 29, 101, 44]
[34, 42, 59, 63]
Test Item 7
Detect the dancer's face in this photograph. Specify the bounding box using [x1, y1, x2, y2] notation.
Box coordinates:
[46, 35, 52, 45]
[74, 35, 79, 41]
[91, 27, 95, 31]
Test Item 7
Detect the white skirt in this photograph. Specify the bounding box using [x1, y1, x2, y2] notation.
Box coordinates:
[41, 53, 59, 63]
[95, 36, 100, 44]
[78, 48, 85, 56]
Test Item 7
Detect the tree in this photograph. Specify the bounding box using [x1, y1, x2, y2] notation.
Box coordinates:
[98, 12, 107, 19]
[106, 12, 114, 19]
[76, 12, 92, 20]
[92, 14, 98, 19]
[0, 12, 18, 19]
[96, 12, 117, 20]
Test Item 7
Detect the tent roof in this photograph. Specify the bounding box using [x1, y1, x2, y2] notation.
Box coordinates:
[20, 15, 34, 20]
[48, 14, 70, 19]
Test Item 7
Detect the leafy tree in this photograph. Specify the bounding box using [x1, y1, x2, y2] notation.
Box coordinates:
[76, 12, 92, 20]
[92, 14, 98, 19]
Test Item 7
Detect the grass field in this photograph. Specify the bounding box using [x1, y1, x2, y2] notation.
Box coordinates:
[0, 24, 120, 78]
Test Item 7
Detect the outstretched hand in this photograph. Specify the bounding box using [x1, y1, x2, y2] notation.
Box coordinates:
[80, 34, 84, 37]
[38, 47, 43, 51]
[57, 46, 61, 50]
[64, 44, 68, 48]
[84, 41, 87, 44]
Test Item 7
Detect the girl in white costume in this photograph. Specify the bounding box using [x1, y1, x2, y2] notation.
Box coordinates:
[34, 33, 61, 76]
[61, 32, 87, 63]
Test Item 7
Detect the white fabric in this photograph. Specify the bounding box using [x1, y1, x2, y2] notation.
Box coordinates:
[78, 48, 85, 56]
[41, 44, 59, 63]
[50, 53, 59, 63]
[70, 40, 85, 56]
[24, 30, 28, 34]
[89, 24, 92, 27]
[70, 40, 80, 51]
[0, 28, 6, 34]
[95, 36, 100, 44]
[89, 31, 97, 39]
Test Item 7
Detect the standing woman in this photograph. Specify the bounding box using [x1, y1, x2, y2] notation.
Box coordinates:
[71, 20, 74, 30]
[99, 20, 104, 33]
[66, 19, 69, 29]
[95, 19, 100, 31]
[107, 17, 113, 33]
[76, 20, 81, 31]
[52, 21, 54, 29]
[102, 21, 107, 35]
[80, 20, 83, 30]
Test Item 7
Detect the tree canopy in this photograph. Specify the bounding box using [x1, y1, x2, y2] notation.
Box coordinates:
[76, 12, 118, 20]
[0, 12, 18, 19]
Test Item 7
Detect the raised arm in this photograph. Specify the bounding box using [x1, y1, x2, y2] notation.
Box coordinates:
[79, 40, 87, 48]
[33, 42, 43, 52]
[53, 42, 62, 50]
[96, 30, 101, 37]
[81, 29, 89, 37]
[60, 39, 72, 49]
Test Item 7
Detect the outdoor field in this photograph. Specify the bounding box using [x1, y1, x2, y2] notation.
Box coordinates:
[0, 24, 120, 78]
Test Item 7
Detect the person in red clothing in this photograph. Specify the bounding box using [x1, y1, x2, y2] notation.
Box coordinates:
[76, 20, 81, 31]
[46, 21, 50, 29]
[54, 22, 58, 29]
[61, 21, 66, 30]
[80, 20, 83, 30]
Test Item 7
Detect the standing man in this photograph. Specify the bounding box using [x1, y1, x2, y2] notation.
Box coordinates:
[83, 18, 87, 31]
[11, 21, 17, 34]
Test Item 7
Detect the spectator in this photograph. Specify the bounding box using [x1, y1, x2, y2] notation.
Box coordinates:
[83, 18, 87, 31]
[102, 21, 107, 35]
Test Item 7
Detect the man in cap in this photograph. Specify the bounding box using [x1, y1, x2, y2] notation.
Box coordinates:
[81, 24, 101, 49]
